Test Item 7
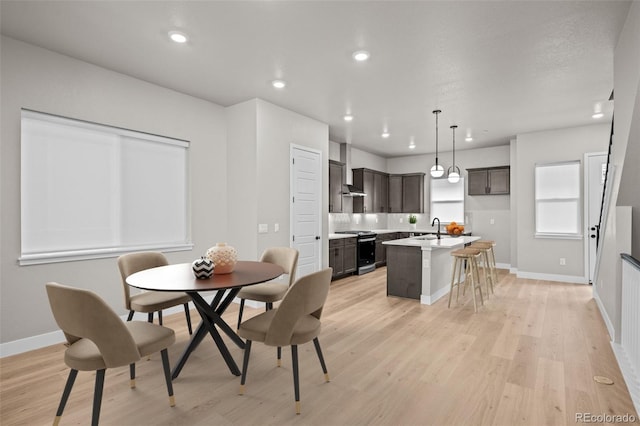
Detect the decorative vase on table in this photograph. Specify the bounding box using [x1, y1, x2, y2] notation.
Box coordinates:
[192, 257, 214, 279]
[206, 243, 237, 274]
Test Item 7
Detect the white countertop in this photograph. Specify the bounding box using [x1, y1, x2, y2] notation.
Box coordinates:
[328, 233, 359, 240]
[383, 235, 480, 249]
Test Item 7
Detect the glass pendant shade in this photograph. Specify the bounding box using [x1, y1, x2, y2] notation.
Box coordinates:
[431, 164, 445, 177]
[447, 170, 460, 183]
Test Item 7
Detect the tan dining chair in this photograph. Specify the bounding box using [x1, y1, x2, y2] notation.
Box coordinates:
[237, 267, 332, 414]
[118, 251, 192, 335]
[236, 247, 299, 329]
[46, 282, 176, 426]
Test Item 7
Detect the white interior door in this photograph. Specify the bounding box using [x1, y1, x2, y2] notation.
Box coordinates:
[585, 152, 607, 283]
[291, 146, 322, 278]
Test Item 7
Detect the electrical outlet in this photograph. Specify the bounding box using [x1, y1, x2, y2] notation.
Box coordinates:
[490, 218, 495, 225]
[400, 218, 404, 223]
[274, 223, 279, 232]
[258, 224, 268, 233]
[560, 258, 566, 266]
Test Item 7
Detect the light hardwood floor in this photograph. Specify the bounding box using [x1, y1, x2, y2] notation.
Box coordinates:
[1, 268, 638, 425]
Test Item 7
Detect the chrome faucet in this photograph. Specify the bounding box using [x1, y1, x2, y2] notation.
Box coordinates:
[431, 217, 441, 240]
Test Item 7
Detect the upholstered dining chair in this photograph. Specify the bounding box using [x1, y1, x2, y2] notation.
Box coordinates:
[236, 247, 299, 329]
[118, 251, 192, 335]
[237, 267, 332, 414]
[46, 282, 176, 426]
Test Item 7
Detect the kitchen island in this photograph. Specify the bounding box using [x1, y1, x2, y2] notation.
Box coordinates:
[383, 235, 480, 305]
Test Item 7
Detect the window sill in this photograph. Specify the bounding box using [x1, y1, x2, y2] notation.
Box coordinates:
[18, 243, 194, 266]
[534, 233, 583, 240]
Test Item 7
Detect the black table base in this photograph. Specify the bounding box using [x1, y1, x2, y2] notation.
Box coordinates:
[171, 288, 245, 379]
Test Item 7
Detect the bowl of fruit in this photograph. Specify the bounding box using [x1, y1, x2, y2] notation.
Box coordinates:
[445, 222, 464, 237]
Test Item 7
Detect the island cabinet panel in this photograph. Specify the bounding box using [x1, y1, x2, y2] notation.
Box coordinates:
[386, 245, 422, 300]
[388, 175, 403, 213]
[329, 160, 344, 213]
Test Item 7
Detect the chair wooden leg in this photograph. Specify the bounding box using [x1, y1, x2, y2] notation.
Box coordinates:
[127, 310, 135, 321]
[53, 369, 78, 426]
[160, 349, 175, 407]
[158, 310, 163, 326]
[148, 312, 154, 323]
[313, 337, 330, 382]
[291, 345, 300, 414]
[277, 346, 282, 367]
[183, 303, 193, 335]
[237, 299, 245, 329]
[239, 340, 252, 395]
[91, 369, 106, 426]
[129, 363, 136, 388]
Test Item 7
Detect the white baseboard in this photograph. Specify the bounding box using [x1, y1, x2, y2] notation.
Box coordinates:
[516, 271, 588, 284]
[611, 342, 640, 416]
[593, 290, 616, 342]
[496, 263, 511, 270]
[510, 267, 518, 274]
[0, 294, 227, 358]
[421, 286, 450, 306]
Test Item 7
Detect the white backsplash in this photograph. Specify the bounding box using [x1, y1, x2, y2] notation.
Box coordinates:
[329, 212, 475, 233]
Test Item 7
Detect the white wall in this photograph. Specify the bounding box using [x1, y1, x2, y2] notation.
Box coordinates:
[514, 124, 610, 281]
[0, 37, 228, 344]
[595, 1, 640, 342]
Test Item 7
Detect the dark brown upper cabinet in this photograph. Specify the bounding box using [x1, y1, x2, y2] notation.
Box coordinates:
[329, 160, 345, 212]
[467, 166, 510, 195]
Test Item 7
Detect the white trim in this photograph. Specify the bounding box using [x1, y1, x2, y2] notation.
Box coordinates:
[593, 289, 616, 341]
[0, 296, 213, 358]
[496, 262, 511, 270]
[516, 271, 588, 284]
[611, 342, 640, 415]
[510, 267, 518, 274]
[583, 152, 607, 283]
[420, 285, 450, 305]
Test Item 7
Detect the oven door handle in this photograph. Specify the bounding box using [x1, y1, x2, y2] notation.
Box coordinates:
[359, 237, 376, 243]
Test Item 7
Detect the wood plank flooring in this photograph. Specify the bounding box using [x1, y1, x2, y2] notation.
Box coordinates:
[1, 268, 638, 425]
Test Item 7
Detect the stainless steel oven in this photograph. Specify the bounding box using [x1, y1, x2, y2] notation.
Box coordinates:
[335, 231, 377, 275]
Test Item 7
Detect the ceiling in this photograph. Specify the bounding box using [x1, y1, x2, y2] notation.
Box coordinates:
[0, 1, 630, 158]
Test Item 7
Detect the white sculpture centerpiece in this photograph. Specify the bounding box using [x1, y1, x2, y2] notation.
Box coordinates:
[206, 242, 237, 274]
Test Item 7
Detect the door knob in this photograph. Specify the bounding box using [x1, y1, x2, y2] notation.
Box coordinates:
[315, 236, 321, 240]
[590, 235, 596, 239]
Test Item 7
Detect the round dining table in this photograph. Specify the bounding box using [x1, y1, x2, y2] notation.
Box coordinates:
[126, 260, 284, 379]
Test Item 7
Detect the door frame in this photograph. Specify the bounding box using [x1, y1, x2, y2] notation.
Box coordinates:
[289, 144, 323, 274]
[583, 151, 607, 283]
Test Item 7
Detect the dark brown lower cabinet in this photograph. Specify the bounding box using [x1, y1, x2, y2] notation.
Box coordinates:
[386, 245, 422, 300]
[329, 237, 357, 279]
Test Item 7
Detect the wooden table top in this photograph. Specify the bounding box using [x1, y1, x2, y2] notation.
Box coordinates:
[126, 261, 284, 292]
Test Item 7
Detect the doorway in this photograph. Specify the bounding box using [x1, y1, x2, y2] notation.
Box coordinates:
[290, 145, 322, 278]
[584, 152, 607, 284]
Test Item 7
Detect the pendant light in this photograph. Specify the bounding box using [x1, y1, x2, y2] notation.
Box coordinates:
[430, 109, 444, 178]
[447, 125, 461, 183]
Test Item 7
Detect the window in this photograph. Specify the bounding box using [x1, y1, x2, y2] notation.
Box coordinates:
[430, 178, 464, 224]
[20, 109, 192, 265]
[535, 161, 581, 238]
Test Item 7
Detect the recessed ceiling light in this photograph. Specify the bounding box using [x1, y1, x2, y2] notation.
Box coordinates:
[168, 31, 188, 43]
[344, 114, 354, 122]
[381, 132, 390, 138]
[409, 144, 416, 150]
[465, 136, 473, 142]
[352, 50, 370, 62]
[272, 80, 286, 89]
[592, 112, 604, 119]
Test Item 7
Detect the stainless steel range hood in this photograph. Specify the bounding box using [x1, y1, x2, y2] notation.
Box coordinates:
[339, 143, 367, 197]
[342, 184, 366, 197]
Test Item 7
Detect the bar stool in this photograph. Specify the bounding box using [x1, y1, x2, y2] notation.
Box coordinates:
[475, 240, 498, 288]
[448, 248, 484, 312]
[469, 242, 496, 297]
